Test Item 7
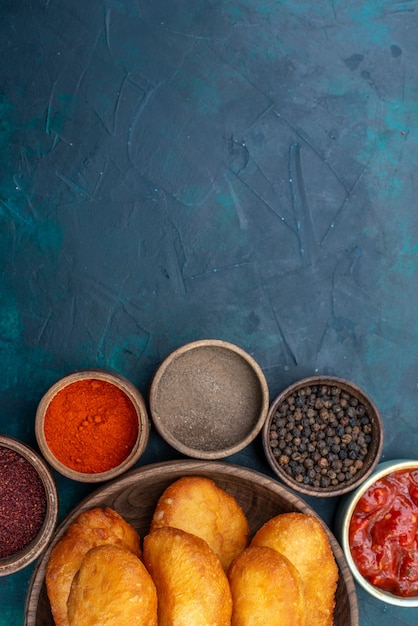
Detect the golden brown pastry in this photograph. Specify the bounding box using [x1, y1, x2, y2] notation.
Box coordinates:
[228, 545, 307, 626]
[67, 544, 157, 626]
[150, 475, 249, 570]
[251, 512, 338, 626]
[143, 526, 232, 625]
[46, 507, 141, 626]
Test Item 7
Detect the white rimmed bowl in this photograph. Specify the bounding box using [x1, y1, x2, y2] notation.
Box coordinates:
[334, 459, 418, 607]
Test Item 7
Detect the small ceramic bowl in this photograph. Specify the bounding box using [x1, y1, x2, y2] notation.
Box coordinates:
[0, 435, 58, 576]
[262, 376, 384, 497]
[35, 369, 150, 483]
[149, 339, 270, 459]
[334, 459, 418, 607]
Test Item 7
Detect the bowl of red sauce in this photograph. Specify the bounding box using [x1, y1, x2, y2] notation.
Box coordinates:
[334, 459, 418, 607]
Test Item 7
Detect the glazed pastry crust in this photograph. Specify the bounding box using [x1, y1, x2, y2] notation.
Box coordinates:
[67, 544, 157, 626]
[150, 475, 250, 570]
[251, 512, 338, 626]
[143, 526, 232, 626]
[228, 545, 307, 626]
[46, 507, 141, 626]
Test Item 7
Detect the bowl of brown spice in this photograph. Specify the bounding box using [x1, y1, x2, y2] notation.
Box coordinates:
[0, 435, 58, 576]
[262, 376, 384, 497]
[35, 369, 150, 483]
[149, 339, 269, 459]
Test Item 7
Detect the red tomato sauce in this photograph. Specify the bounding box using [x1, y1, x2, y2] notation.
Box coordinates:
[349, 468, 418, 597]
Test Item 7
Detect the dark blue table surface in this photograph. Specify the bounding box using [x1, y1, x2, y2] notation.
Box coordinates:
[1, 1, 417, 624]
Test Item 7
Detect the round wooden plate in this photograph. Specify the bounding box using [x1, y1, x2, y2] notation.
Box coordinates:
[24, 460, 358, 626]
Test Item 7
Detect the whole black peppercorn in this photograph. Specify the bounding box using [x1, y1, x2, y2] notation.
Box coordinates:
[347, 406, 357, 419]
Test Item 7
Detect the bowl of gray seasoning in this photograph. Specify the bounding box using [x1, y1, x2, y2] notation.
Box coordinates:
[149, 339, 270, 459]
[262, 376, 384, 497]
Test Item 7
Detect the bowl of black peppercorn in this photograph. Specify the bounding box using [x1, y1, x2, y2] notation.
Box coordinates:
[262, 376, 384, 497]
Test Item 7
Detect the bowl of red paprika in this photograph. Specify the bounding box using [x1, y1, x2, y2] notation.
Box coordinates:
[0, 435, 58, 576]
[35, 369, 150, 483]
[334, 459, 418, 607]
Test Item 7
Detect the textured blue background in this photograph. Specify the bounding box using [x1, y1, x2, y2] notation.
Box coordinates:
[0, 1, 417, 623]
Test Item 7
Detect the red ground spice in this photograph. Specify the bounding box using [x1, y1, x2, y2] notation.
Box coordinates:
[43, 379, 139, 473]
[0, 447, 47, 559]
